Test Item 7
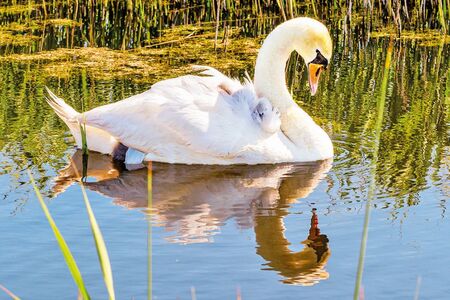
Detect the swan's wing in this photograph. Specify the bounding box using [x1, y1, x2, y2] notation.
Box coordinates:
[81, 71, 266, 163]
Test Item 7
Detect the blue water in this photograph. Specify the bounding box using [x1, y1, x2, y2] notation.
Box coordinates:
[1, 150, 449, 299]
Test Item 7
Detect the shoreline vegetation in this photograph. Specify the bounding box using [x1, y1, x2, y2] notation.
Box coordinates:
[0, 1, 449, 82]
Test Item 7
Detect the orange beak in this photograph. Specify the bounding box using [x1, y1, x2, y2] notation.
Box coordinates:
[308, 63, 324, 96]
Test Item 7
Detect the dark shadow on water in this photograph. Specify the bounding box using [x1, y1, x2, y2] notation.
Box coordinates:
[53, 150, 331, 286]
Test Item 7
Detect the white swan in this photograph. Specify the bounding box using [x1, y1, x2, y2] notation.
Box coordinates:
[46, 17, 333, 165]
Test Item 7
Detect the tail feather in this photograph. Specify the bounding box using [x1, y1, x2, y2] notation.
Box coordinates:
[45, 87, 79, 121]
[45, 87, 119, 155]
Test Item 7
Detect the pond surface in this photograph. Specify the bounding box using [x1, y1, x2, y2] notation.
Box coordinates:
[0, 14, 449, 300]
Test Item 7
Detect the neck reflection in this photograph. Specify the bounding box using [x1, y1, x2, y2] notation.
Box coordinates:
[255, 208, 330, 285]
[53, 150, 331, 285]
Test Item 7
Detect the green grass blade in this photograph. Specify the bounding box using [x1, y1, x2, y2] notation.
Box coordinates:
[79, 118, 89, 156]
[0, 284, 20, 300]
[79, 117, 89, 180]
[27, 170, 91, 300]
[73, 165, 116, 300]
[147, 162, 152, 300]
[353, 39, 394, 300]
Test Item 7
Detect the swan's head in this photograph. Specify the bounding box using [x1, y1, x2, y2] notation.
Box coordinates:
[254, 17, 333, 98]
[292, 18, 332, 96]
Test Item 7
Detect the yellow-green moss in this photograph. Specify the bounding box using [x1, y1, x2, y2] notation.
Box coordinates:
[0, 21, 41, 32]
[0, 31, 40, 46]
[45, 19, 81, 27]
[0, 28, 262, 82]
[371, 29, 450, 46]
[0, 4, 40, 14]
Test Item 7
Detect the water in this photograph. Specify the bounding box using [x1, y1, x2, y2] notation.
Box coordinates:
[0, 9, 449, 300]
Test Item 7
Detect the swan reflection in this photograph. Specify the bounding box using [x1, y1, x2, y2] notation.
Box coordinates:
[53, 151, 332, 286]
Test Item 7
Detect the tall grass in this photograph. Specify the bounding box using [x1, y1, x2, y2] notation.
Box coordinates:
[79, 119, 88, 156]
[79, 117, 89, 179]
[0, 284, 20, 300]
[72, 162, 116, 300]
[147, 162, 152, 300]
[28, 168, 115, 299]
[0, 0, 447, 52]
[28, 170, 91, 300]
[353, 38, 394, 299]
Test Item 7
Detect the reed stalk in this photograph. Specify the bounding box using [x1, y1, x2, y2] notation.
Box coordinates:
[147, 162, 152, 300]
[0, 0, 448, 52]
[28, 170, 91, 300]
[79, 116, 89, 179]
[28, 163, 115, 299]
[0, 284, 20, 300]
[70, 162, 116, 300]
[437, 0, 447, 33]
[79, 120, 88, 156]
[214, 0, 222, 50]
[310, 0, 318, 18]
[276, 0, 287, 21]
[353, 38, 394, 300]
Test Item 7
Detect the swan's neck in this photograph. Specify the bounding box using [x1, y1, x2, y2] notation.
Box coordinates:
[253, 21, 333, 159]
[254, 26, 299, 113]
